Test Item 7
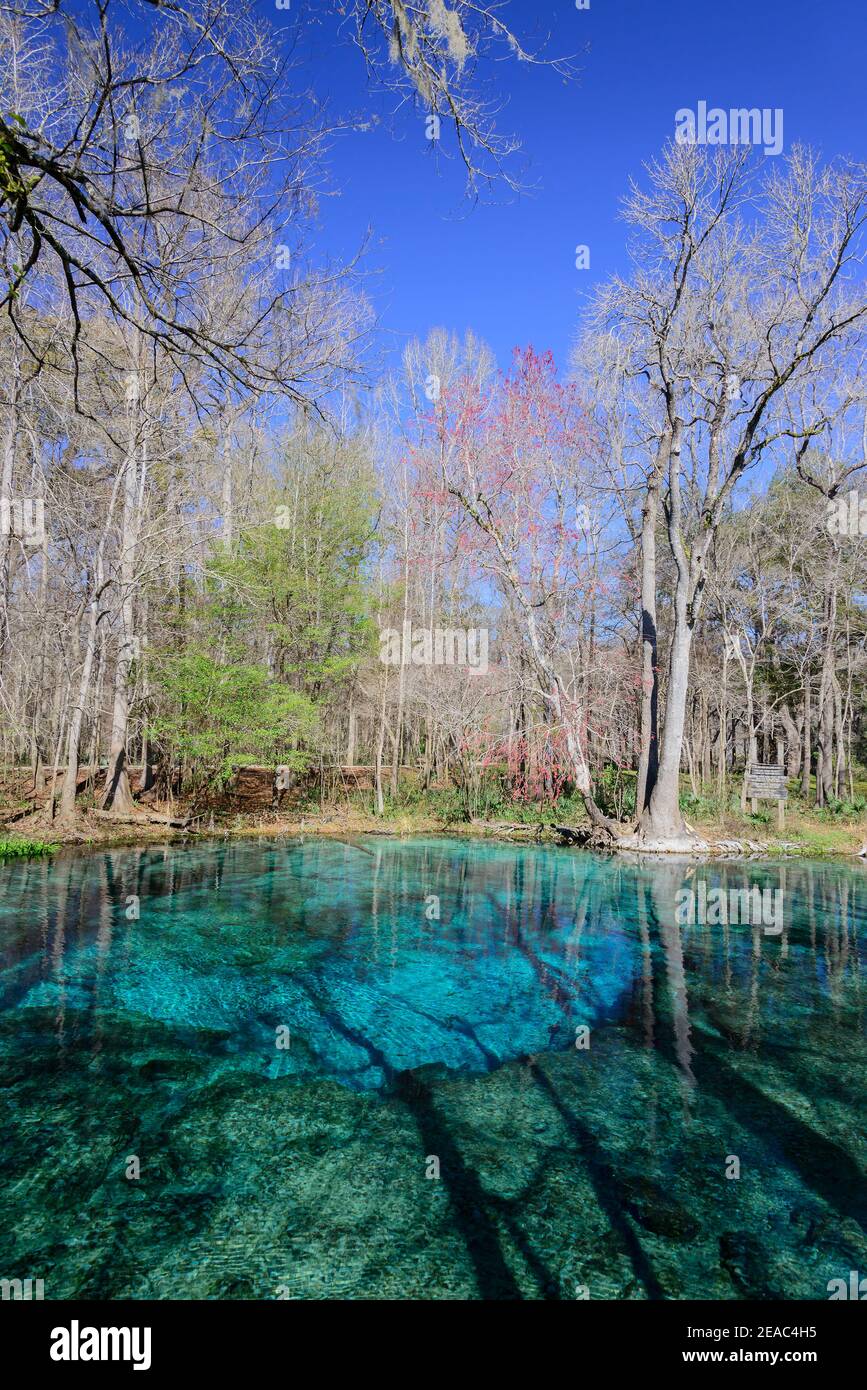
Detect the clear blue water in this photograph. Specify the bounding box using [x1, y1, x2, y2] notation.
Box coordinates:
[0, 835, 865, 1299]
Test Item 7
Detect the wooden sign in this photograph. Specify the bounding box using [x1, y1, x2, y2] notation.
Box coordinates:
[745, 763, 787, 828]
[746, 764, 787, 799]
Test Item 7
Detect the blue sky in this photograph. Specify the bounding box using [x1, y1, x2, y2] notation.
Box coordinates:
[286, 0, 866, 377]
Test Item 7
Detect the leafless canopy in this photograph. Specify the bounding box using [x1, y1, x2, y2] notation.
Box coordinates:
[0, 0, 367, 414]
[336, 0, 579, 195]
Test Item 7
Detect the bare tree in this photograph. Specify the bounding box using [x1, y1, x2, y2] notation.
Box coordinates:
[583, 144, 867, 848]
[0, 1, 368, 416]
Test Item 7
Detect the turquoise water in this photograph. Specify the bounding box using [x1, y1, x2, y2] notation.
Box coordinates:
[0, 835, 865, 1299]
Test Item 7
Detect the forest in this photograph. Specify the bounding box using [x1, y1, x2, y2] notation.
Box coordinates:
[0, 0, 865, 854]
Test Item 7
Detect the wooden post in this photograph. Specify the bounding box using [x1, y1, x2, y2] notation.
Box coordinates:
[777, 798, 785, 832]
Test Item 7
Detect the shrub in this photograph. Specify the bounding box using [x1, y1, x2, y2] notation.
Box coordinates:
[0, 839, 57, 859]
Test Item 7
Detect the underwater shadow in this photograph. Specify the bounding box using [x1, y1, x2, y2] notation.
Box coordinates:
[393, 1069, 526, 1300]
[529, 1060, 666, 1300]
[688, 1022, 867, 1235]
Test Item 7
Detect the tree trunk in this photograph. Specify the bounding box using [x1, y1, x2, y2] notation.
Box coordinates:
[800, 680, 812, 799]
[57, 567, 103, 826]
[0, 351, 21, 661]
[716, 658, 729, 796]
[345, 698, 356, 765]
[639, 622, 695, 844]
[816, 575, 837, 807]
[833, 672, 845, 800]
[374, 667, 388, 816]
[102, 407, 142, 812]
[638, 423, 703, 847]
[740, 684, 757, 813]
[779, 701, 801, 780]
[635, 435, 666, 816]
[700, 690, 712, 785]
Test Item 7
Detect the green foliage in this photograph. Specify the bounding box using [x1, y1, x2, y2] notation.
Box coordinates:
[0, 839, 57, 859]
[593, 766, 636, 821]
[813, 794, 867, 821]
[679, 788, 740, 819]
[207, 447, 378, 701]
[148, 434, 379, 796]
[342, 779, 591, 827]
[152, 649, 317, 789]
[374, 785, 473, 825]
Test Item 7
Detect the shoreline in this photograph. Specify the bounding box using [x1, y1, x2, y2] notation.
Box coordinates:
[2, 808, 865, 863]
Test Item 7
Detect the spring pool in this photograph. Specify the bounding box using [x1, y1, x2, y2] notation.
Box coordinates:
[0, 836, 864, 1299]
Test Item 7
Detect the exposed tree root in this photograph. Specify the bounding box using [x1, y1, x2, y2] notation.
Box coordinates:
[91, 809, 193, 829]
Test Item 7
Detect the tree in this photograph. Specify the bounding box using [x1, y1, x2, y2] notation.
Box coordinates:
[0, 0, 367, 414]
[152, 649, 317, 796]
[582, 143, 867, 848]
[416, 346, 620, 832]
